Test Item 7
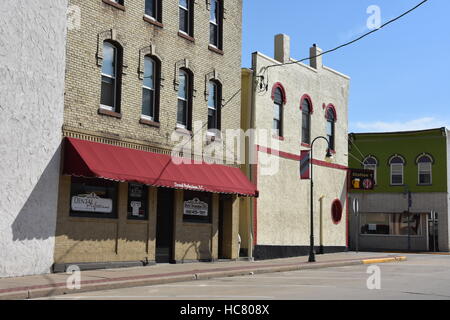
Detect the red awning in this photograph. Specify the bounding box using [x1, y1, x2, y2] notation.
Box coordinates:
[63, 137, 257, 197]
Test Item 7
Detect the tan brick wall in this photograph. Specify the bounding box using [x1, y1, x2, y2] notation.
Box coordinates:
[54, 176, 157, 264]
[64, 0, 243, 157]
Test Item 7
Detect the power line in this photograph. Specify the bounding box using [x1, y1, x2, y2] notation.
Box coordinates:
[259, 0, 429, 79]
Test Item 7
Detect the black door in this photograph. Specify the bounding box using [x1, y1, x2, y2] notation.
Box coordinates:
[218, 197, 225, 259]
[156, 188, 174, 263]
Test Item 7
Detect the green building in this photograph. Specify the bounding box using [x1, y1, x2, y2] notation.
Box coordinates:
[348, 128, 449, 252]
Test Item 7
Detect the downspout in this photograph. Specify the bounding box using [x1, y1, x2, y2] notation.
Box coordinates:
[248, 60, 257, 262]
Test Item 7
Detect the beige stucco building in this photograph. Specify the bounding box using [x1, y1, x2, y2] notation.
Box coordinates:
[240, 34, 350, 260]
[54, 0, 254, 272]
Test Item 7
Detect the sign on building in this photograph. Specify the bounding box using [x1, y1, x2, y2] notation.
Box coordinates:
[184, 198, 209, 217]
[349, 169, 375, 190]
[71, 193, 113, 213]
[300, 150, 310, 180]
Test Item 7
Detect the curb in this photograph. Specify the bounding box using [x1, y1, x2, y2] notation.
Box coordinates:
[0, 255, 407, 300]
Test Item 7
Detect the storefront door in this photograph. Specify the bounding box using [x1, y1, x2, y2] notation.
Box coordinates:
[428, 212, 439, 252]
[156, 188, 174, 263]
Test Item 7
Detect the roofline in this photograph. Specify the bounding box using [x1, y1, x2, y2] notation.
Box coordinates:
[349, 127, 447, 137]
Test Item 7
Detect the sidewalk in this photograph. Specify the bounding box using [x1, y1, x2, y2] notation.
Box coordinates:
[0, 252, 406, 300]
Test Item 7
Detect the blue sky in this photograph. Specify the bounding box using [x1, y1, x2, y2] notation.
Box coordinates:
[242, 0, 450, 133]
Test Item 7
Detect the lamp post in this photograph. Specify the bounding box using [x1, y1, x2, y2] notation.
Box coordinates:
[309, 136, 333, 263]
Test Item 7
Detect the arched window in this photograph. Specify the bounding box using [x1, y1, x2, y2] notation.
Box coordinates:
[389, 155, 405, 185]
[331, 199, 343, 224]
[273, 88, 284, 137]
[177, 69, 192, 129]
[209, 0, 223, 49]
[417, 154, 433, 185]
[141, 56, 160, 122]
[363, 156, 378, 184]
[301, 97, 312, 145]
[326, 107, 336, 150]
[100, 41, 122, 112]
[207, 80, 221, 131]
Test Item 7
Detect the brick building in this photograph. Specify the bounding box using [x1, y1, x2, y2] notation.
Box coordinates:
[54, 0, 255, 271]
[240, 34, 350, 260]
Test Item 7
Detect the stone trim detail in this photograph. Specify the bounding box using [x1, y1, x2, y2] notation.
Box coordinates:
[96, 29, 128, 74]
[138, 44, 164, 87]
[204, 69, 224, 102]
[174, 59, 197, 97]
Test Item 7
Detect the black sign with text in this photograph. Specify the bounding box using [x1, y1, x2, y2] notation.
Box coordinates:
[349, 169, 375, 190]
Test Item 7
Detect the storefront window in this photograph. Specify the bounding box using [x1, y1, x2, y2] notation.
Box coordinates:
[70, 177, 118, 219]
[127, 183, 148, 220]
[360, 213, 422, 236]
[183, 191, 212, 223]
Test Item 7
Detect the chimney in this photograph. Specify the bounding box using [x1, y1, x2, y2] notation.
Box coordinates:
[309, 44, 323, 69]
[274, 34, 290, 64]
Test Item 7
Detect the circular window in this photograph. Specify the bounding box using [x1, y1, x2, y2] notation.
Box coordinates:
[331, 200, 343, 224]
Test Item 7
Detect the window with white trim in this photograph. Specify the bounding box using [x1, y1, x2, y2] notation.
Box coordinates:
[301, 98, 311, 145]
[179, 0, 193, 36]
[273, 88, 283, 137]
[326, 108, 336, 150]
[177, 69, 191, 129]
[207, 81, 221, 131]
[141, 56, 158, 121]
[390, 156, 405, 185]
[363, 156, 378, 184]
[417, 154, 432, 185]
[209, 0, 222, 49]
[145, 0, 162, 22]
[100, 41, 121, 112]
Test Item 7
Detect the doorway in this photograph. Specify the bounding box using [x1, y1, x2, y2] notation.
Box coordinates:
[218, 195, 233, 259]
[428, 212, 439, 252]
[156, 188, 175, 263]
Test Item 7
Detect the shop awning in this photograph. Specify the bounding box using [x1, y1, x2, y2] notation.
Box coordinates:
[63, 137, 257, 197]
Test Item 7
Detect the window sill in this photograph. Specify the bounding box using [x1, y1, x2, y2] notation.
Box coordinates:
[175, 127, 193, 136]
[143, 15, 163, 28]
[98, 108, 122, 119]
[178, 31, 195, 43]
[417, 184, 433, 187]
[102, 0, 125, 11]
[208, 45, 224, 55]
[140, 118, 160, 128]
[389, 184, 405, 187]
[272, 135, 284, 141]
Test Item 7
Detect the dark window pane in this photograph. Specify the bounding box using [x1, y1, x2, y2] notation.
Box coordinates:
[101, 76, 115, 108]
[274, 88, 283, 104]
[179, 8, 188, 33]
[420, 173, 431, 184]
[208, 108, 217, 129]
[142, 88, 154, 118]
[210, 23, 218, 46]
[177, 99, 187, 125]
[392, 174, 403, 184]
[145, 0, 155, 17]
[390, 157, 404, 164]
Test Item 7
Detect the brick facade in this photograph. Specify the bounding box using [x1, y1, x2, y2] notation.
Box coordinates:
[64, 0, 243, 156]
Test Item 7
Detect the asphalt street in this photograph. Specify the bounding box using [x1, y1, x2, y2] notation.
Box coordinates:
[40, 254, 450, 300]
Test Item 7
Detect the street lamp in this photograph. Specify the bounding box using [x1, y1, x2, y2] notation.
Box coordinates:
[309, 136, 333, 263]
